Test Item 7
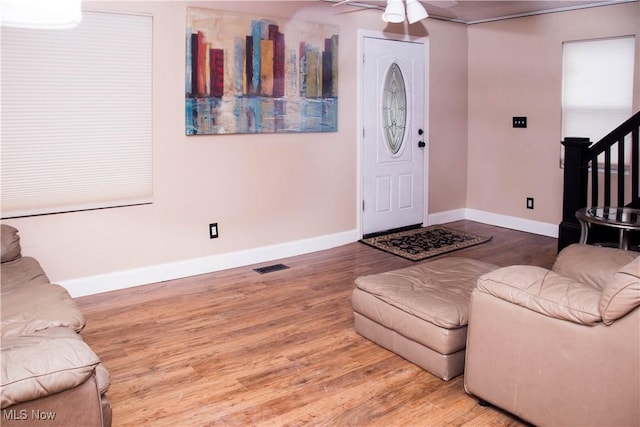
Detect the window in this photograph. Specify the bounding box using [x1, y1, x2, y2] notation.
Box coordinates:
[561, 36, 635, 166]
[1, 11, 153, 218]
[382, 62, 407, 155]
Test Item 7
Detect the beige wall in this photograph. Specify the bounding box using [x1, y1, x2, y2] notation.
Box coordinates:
[4, 1, 637, 295]
[3, 1, 469, 291]
[427, 18, 470, 214]
[467, 1, 640, 224]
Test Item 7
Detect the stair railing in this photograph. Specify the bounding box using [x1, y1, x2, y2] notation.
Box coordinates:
[558, 110, 640, 251]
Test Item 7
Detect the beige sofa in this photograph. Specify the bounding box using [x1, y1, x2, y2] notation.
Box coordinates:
[464, 244, 639, 427]
[1, 224, 112, 427]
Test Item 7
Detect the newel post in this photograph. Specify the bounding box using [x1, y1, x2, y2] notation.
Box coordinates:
[558, 137, 591, 252]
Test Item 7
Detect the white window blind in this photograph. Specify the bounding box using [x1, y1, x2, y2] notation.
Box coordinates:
[1, 10, 153, 218]
[561, 36, 635, 166]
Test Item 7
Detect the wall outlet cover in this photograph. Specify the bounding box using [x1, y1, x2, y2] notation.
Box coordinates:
[209, 223, 219, 239]
[526, 198, 534, 209]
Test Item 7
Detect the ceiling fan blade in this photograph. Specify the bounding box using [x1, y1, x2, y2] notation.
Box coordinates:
[332, 0, 354, 6]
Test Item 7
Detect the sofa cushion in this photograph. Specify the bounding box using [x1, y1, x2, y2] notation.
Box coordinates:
[1, 224, 21, 263]
[599, 256, 640, 325]
[355, 257, 498, 329]
[95, 363, 111, 396]
[1, 327, 100, 408]
[477, 265, 602, 325]
[552, 244, 638, 290]
[1, 256, 50, 290]
[1, 280, 85, 337]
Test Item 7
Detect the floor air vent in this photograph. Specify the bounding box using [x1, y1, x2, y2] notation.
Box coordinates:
[253, 264, 290, 274]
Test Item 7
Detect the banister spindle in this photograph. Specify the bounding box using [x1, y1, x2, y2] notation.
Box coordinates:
[618, 136, 625, 206]
[604, 149, 611, 206]
[591, 157, 599, 206]
[632, 128, 639, 203]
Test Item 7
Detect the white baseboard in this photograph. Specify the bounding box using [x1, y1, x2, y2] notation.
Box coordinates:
[61, 229, 359, 298]
[427, 208, 467, 225]
[464, 209, 558, 238]
[428, 208, 558, 238]
[63, 210, 558, 298]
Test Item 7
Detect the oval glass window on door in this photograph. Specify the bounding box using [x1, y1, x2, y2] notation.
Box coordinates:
[382, 62, 407, 155]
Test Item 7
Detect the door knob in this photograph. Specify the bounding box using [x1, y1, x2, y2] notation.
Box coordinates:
[418, 140, 426, 148]
[418, 129, 424, 136]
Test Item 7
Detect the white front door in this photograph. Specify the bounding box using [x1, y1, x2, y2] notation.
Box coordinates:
[361, 35, 427, 236]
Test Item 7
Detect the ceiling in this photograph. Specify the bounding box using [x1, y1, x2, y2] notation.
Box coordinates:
[322, 0, 636, 24]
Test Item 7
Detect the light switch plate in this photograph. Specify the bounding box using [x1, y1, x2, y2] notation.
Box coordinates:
[513, 116, 527, 128]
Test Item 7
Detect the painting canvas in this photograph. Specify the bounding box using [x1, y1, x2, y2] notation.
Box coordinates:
[186, 7, 339, 135]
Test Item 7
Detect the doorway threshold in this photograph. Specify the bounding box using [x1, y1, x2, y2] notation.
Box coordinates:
[362, 223, 422, 240]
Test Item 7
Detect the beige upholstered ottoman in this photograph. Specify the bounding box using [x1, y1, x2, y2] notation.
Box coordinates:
[352, 257, 498, 380]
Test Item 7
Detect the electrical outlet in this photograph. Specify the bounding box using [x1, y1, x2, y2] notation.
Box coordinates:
[526, 197, 534, 210]
[513, 116, 527, 128]
[209, 223, 219, 239]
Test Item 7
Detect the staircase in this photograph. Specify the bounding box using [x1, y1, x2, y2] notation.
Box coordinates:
[558, 111, 640, 251]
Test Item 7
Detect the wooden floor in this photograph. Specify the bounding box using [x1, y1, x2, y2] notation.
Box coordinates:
[76, 221, 557, 427]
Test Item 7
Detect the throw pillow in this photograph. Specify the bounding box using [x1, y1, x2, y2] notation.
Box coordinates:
[599, 257, 640, 325]
[0, 224, 21, 263]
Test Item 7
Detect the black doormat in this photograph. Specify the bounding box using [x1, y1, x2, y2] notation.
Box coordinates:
[360, 225, 492, 261]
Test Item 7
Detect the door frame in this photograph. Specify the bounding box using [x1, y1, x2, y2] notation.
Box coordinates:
[357, 29, 430, 238]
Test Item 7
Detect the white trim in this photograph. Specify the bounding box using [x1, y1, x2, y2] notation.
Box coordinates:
[60, 229, 359, 298]
[322, 0, 635, 25]
[426, 208, 467, 225]
[62, 209, 558, 298]
[463, 1, 635, 25]
[464, 209, 559, 238]
[427, 208, 558, 237]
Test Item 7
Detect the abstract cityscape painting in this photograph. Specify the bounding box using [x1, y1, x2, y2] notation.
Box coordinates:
[186, 7, 339, 135]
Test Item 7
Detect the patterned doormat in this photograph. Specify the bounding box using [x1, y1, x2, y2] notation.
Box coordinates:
[361, 225, 492, 261]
